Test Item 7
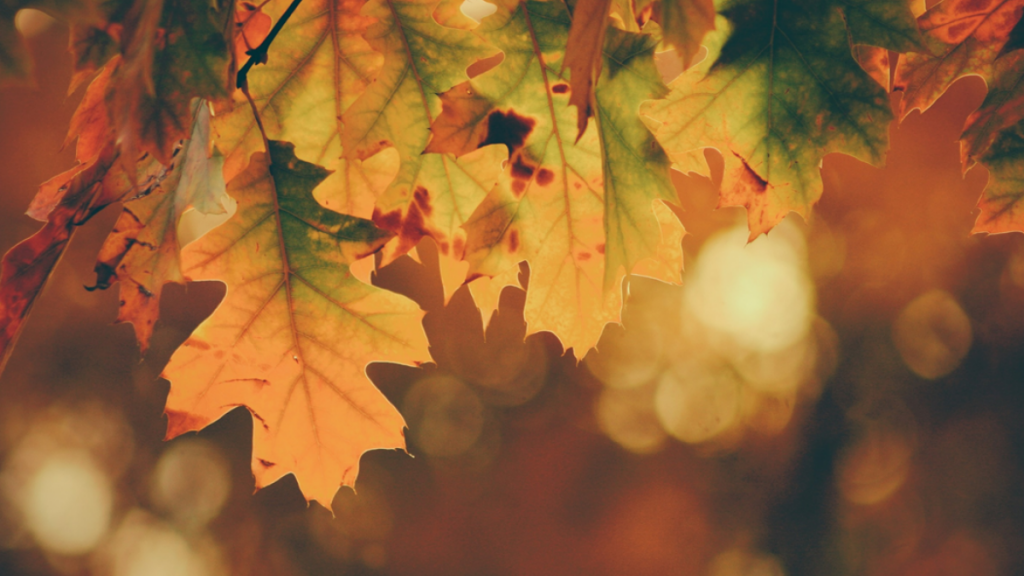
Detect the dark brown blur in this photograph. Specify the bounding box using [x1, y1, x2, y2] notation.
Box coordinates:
[2, 11, 1024, 576]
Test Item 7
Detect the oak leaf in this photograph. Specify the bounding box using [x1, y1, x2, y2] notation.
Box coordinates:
[212, 0, 391, 219]
[429, 0, 683, 357]
[340, 0, 505, 301]
[895, 0, 1024, 116]
[643, 0, 905, 238]
[161, 141, 429, 506]
[89, 100, 230, 353]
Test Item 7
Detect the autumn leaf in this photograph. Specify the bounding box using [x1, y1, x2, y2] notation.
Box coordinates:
[88, 100, 229, 353]
[659, 0, 716, 65]
[212, 0, 393, 221]
[232, 1, 272, 64]
[970, 119, 1024, 233]
[0, 140, 160, 372]
[162, 141, 429, 506]
[430, 0, 683, 357]
[564, 0, 613, 139]
[895, 0, 1024, 116]
[960, 42, 1024, 168]
[643, 0, 904, 238]
[338, 0, 505, 300]
[959, 36, 1024, 233]
[67, 0, 235, 165]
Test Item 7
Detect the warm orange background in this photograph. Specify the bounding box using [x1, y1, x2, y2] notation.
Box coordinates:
[1, 16, 1023, 576]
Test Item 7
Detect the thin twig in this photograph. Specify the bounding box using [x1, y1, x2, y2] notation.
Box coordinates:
[236, 0, 306, 89]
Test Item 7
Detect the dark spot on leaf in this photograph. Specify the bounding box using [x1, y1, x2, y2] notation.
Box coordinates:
[453, 236, 465, 257]
[413, 186, 433, 216]
[373, 207, 403, 232]
[508, 229, 520, 253]
[258, 458, 275, 468]
[578, 252, 591, 261]
[512, 180, 526, 195]
[552, 83, 569, 94]
[439, 240, 449, 255]
[596, 243, 605, 255]
[511, 155, 535, 179]
[733, 151, 768, 192]
[372, 194, 431, 253]
[536, 168, 554, 186]
[480, 110, 535, 154]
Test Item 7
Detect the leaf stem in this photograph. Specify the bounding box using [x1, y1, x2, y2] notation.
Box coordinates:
[242, 84, 272, 158]
[236, 0, 305, 89]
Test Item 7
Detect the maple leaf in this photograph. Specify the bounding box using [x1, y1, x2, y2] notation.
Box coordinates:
[642, 0, 907, 238]
[338, 0, 505, 301]
[88, 100, 230, 353]
[161, 141, 429, 506]
[428, 0, 683, 357]
[895, 0, 1024, 116]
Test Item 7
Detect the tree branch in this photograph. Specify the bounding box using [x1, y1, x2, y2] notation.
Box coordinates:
[236, 0, 305, 89]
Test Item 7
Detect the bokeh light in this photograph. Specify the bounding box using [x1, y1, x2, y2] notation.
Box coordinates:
[655, 359, 741, 444]
[596, 385, 667, 454]
[685, 219, 815, 354]
[891, 289, 972, 380]
[708, 548, 786, 576]
[151, 439, 230, 531]
[586, 322, 664, 390]
[403, 376, 485, 458]
[103, 510, 215, 576]
[23, 450, 112, 555]
[838, 427, 913, 506]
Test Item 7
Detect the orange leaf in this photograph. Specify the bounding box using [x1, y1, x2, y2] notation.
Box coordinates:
[162, 141, 429, 506]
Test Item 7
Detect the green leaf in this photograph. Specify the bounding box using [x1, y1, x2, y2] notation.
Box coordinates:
[643, 0, 893, 238]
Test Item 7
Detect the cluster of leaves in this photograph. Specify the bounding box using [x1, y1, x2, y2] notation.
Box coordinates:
[0, 0, 1022, 506]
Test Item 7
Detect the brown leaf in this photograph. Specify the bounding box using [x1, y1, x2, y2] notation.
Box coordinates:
[564, 0, 613, 140]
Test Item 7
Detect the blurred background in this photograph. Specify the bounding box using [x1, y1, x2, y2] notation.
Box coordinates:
[2, 6, 1024, 576]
